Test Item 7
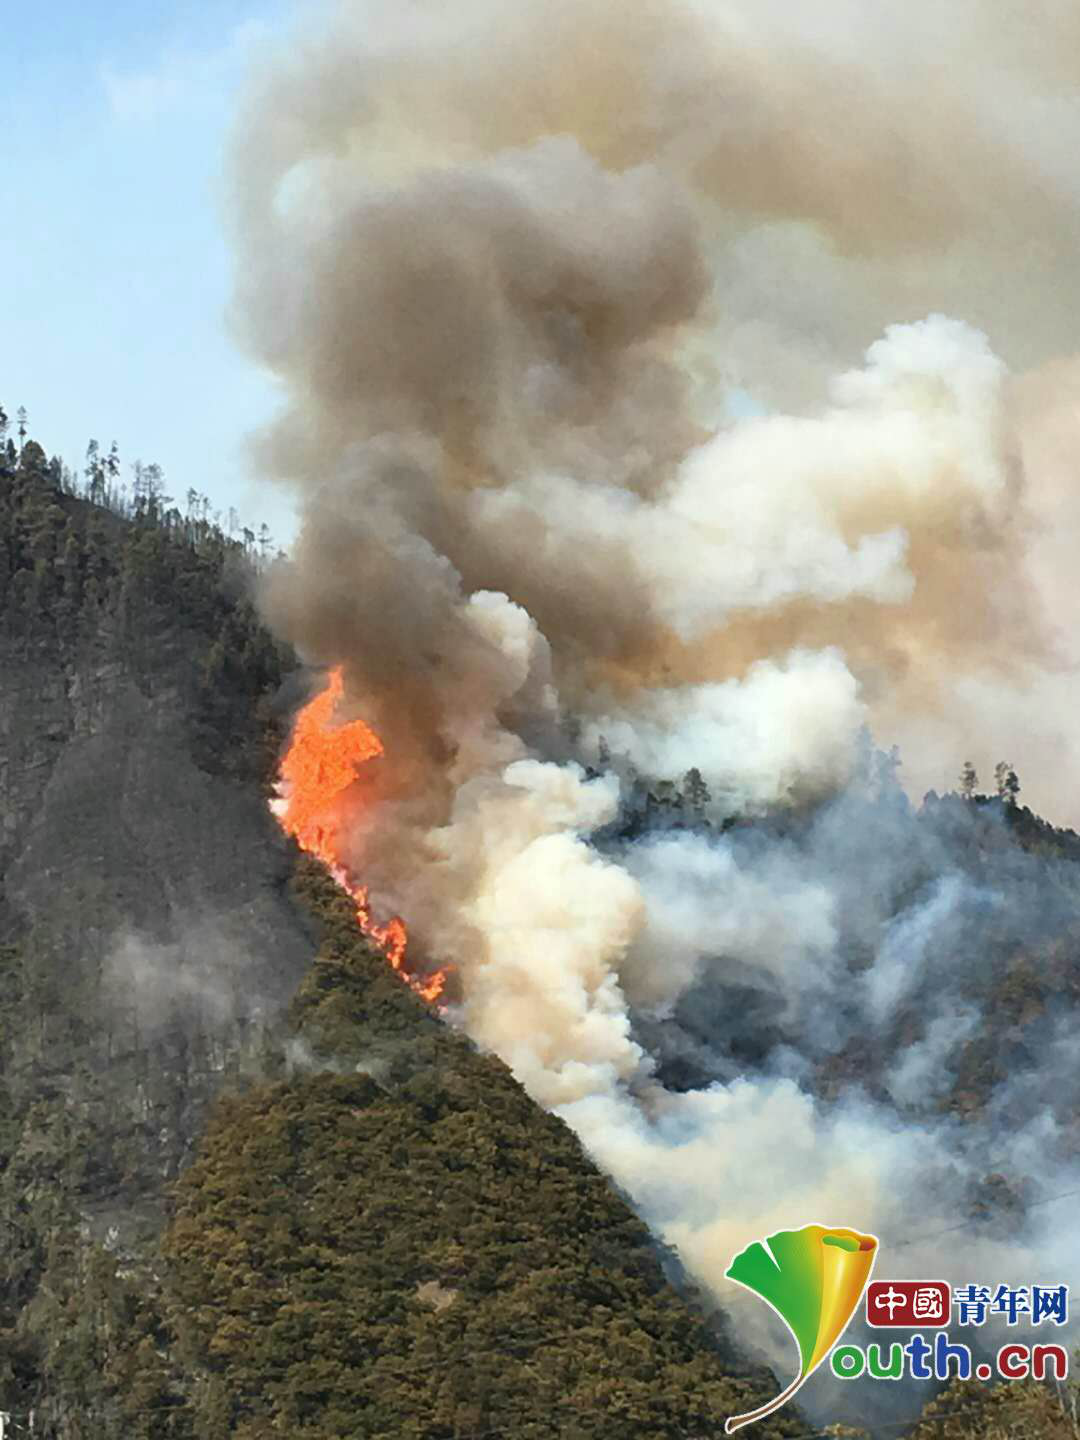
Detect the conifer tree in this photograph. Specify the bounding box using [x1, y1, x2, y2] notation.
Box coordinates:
[682, 766, 710, 818]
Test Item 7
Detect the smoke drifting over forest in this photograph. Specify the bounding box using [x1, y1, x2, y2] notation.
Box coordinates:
[230, 0, 1080, 1418]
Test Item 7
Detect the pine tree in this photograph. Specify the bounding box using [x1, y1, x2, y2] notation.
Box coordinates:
[84, 440, 105, 506]
[131, 460, 146, 515]
[875, 744, 902, 796]
[143, 462, 167, 517]
[1004, 767, 1020, 807]
[682, 766, 710, 818]
[960, 760, 978, 799]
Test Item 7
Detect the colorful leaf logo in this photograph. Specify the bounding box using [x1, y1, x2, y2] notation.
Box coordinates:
[724, 1223, 878, 1432]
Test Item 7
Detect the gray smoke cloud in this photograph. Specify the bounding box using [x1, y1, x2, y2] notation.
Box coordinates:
[229, 0, 1080, 1422]
[105, 925, 265, 1037]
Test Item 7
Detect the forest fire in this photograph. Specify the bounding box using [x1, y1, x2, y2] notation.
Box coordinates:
[273, 666, 447, 1003]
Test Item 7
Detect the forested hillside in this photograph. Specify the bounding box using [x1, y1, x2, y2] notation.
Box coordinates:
[2, 413, 1078, 1438]
[0, 414, 802, 1436]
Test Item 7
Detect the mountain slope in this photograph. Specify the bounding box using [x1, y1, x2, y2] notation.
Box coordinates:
[162, 863, 788, 1440]
[0, 429, 796, 1436]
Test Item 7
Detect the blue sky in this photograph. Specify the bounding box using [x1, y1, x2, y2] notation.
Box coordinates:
[1, 0, 301, 543]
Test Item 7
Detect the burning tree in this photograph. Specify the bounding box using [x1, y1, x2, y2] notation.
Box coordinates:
[273, 667, 448, 1002]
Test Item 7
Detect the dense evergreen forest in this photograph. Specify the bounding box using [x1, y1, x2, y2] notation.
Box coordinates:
[0, 408, 1077, 1438]
[0, 412, 805, 1436]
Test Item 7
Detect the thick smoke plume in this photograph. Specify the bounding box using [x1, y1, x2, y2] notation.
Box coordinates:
[231, 0, 1080, 1421]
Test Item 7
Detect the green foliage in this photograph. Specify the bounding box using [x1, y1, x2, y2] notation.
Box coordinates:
[932, 775, 1080, 861]
[23, 406, 1080, 1438]
[161, 864, 799, 1440]
[0, 421, 799, 1435]
[907, 1372, 1080, 1440]
[0, 414, 293, 782]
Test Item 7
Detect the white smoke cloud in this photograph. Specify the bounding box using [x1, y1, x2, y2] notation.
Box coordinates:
[105, 926, 258, 1035]
[432, 760, 647, 1108]
[864, 876, 974, 1025]
[620, 832, 838, 1015]
[234, 0, 1080, 1418]
[582, 649, 866, 811]
[885, 1006, 981, 1108]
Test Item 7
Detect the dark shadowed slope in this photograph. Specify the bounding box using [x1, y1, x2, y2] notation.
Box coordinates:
[0, 425, 797, 1437]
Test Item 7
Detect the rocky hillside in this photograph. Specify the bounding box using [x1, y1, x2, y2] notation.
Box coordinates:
[5, 424, 1076, 1439]
[0, 427, 798, 1437]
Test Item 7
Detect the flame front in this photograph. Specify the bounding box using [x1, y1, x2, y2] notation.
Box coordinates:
[273, 666, 447, 1003]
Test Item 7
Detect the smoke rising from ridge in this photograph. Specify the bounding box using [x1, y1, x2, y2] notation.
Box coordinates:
[234, 0, 1080, 1419]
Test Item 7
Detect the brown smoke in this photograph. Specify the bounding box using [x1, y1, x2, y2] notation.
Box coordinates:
[230, 0, 1080, 826]
[234, 0, 1080, 1349]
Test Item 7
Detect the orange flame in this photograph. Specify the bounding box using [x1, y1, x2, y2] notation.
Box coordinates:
[273, 666, 447, 1003]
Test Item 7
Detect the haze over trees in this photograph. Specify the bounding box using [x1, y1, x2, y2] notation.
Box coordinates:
[0, 408, 1078, 1437]
[0, 410, 803, 1438]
